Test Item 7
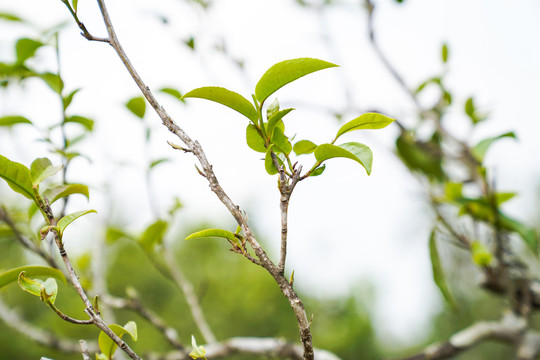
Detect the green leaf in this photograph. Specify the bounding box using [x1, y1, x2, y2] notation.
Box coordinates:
[57, 210, 97, 236]
[15, 38, 43, 64]
[429, 230, 456, 310]
[139, 220, 168, 252]
[0, 115, 32, 127]
[264, 146, 279, 175]
[271, 127, 292, 155]
[0, 266, 66, 290]
[267, 108, 293, 138]
[471, 132, 516, 162]
[0, 13, 24, 22]
[471, 241, 493, 266]
[30, 158, 62, 186]
[441, 43, 449, 63]
[310, 164, 326, 177]
[18, 273, 58, 304]
[72, 0, 79, 12]
[246, 124, 267, 153]
[62, 89, 80, 110]
[44, 184, 90, 204]
[464, 97, 487, 124]
[395, 133, 445, 181]
[266, 98, 280, 119]
[189, 335, 207, 359]
[186, 228, 238, 242]
[334, 113, 395, 141]
[39, 72, 64, 94]
[126, 96, 146, 119]
[98, 322, 138, 359]
[18, 272, 42, 297]
[159, 87, 184, 102]
[255, 58, 338, 104]
[293, 140, 317, 155]
[315, 142, 373, 175]
[40, 278, 58, 304]
[65, 115, 94, 131]
[182, 87, 259, 122]
[0, 154, 35, 200]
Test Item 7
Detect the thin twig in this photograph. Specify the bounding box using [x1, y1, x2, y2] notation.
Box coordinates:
[80, 340, 91, 360]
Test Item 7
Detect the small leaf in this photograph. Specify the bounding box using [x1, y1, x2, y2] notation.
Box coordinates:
[0, 115, 32, 127]
[310, 164, 326, 177]
[334, 113, 395, 141]
[429, 230, 456, 309]
[57, 210, 97, 236]
[271, 127, 292, 155]
[65, 115, 94, 131]
[265, 146, 279, 175]
[471, 241, 492, 266]
[150, 158, 170, 169]
[15, 38, 43, 64]
[30, 158, 62, 186]
[315, 142, 373, 175]
[441, 43, 449, 63]
[183, 87, 259, 122]
[246, 124, 267, 153]
[0, 266, 66, 290]
[255, 58, 338, 104]
[98, 322, 138, 358]
[72, 0, 79, 12]
[62, 88, 80, 110]
[40, 278, 58, 304]
[464, 97, 487, 124]
[267, 108, 293, 138]
[293, 140, 317, 155]
[186, 228, 238, 242]
[39, 72, 64, 94]
[189, 335, 207, 359]
[266, 98, 280, 119]
[138, 220, 168, 252]
[126, 96, 146, 119]
[18, 272, 42, 297]
[0, 154, 35, 200]
[395, 133, 445, 181]
[44, 184, 90, 204]
[471, 132, 516, 162]
[159, 87, 184, 102]
[0, 13, 24, 22]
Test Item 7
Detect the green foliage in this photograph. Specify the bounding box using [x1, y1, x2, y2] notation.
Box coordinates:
[44, 184, 89, 204]
[0, 115, 32, 127]
[429, 230, 456, 309]
[55, 210, 97, 238]
[98, 321, 138, 360]
[138, 220, 168, 252]
[0, 154, 35, 200]
[183, 87, 259, 122]
[30, 158, 62, 187]
[126, 96, 146, 119]
[18, 272, 58, 305]
[0, 266, 66, 290]
[315, 143, 373, 175]
[471, 132, 516, 163]
[333, 112, 395, 142]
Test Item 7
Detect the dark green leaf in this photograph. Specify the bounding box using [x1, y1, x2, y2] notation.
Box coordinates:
[429, 230, 456, 309]
[293, 140, 317, 155]
[139, 220, 168, 252]
[16, 38, 43, 64]
[57, 210, 97, 236]
[267, 108, 293, 138]
[39, 72, 64, 94]
[334, 112, 395, 141]
[126, 96, 146, 119]
[395, 133, 444, 181]
[0, 115, 32, 127]
[255, 58, 338, 104]
[246, 124, 267, 153]
[98, 322, 137, 358]
[186, 228, 238, 242]
[65, 115, 94, 131]
[0, 154, 35, 200]
[182, 86, 258, 122]
[44, 184, 90, 203]
[471, 132, 516, 162]
[30, 158, 62, 186]
[0, 266, 66, 290]
[315, 142, 373, 175]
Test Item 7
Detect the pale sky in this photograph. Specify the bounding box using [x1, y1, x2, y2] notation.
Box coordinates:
[1, 0, 540, 348]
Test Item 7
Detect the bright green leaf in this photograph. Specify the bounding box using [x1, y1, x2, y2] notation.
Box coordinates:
[271, 127, 292, 155]
[149, 158, 170, 169]
[255, 58, 338, 104]
[126, 96, 146, 119]
[183, 87, 258, 122]
[186, 228, 238, 242]
[15, 38, 43, 64]
[189, 335, 207, 359]
[139, 220, 168, 252]
[72, 0, 79, 12]
[441, 43, 449, 63]
[334, 113, 395, 141]
[471, 241, 493, 266]
[0, 154, 35, 200]
[98, 322, 138, 359]
[18, 272, 42, 297]
[39, 72, 64, 94]
[65, 115, 94, 131]
[0, 266, 66, 290]
[30, 158, 62, 186]
[267, 108, 293, 138]
[315, 142, 373, 175]
[471, 132, 516, 162]
[0, 13, 23, 22]
[293, 140, 317, 155]
[265, 146, 279, 175]
[0, 115, 32, 127]
[44, 184, 90, 204]
[310, 164, 326, 177]
[40, 278, 58, 304]
[246, 124, 267, 153]
[429, 230, 456, 309]
[266, 98, 280, 119]
[159, 87, 184, 102]
[57, 210, 97, 236]
[62, 89, 80, 110]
